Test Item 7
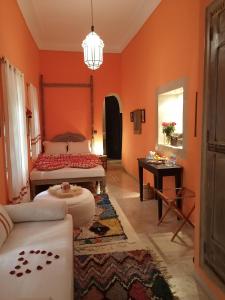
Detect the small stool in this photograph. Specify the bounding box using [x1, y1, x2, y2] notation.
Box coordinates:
[33, 188, 95, 228]
[154, 187, 195, 241]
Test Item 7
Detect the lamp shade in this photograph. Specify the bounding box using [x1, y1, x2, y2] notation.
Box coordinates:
[82, 31, 104, 70]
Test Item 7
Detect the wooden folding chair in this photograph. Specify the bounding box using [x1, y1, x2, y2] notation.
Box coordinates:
[155, 187, 195, 241]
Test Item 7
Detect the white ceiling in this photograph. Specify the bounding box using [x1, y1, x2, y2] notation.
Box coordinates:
[17, 0, 161, 53]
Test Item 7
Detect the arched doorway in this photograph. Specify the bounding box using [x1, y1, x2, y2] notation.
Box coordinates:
[103, 95, 122, 159]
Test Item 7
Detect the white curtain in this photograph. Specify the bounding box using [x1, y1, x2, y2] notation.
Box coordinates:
[28, 83, 41, 159]
[1, 59, 30, 203]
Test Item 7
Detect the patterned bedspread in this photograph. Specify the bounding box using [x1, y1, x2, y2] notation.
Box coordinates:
[34, 154, 102, 171]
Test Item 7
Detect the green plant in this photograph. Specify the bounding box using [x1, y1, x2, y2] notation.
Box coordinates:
[162, 122, 176, 137]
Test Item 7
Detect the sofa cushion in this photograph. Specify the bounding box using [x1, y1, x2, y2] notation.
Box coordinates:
[5, 201, 66, 223]
[0, 215, 73, 300]
[0, 205, 14, 247]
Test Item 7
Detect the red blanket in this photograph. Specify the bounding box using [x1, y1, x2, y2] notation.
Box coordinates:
[34, 154, 102, 171]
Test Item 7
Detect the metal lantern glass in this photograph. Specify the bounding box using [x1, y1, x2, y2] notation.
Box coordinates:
[82, 30, 104, 70]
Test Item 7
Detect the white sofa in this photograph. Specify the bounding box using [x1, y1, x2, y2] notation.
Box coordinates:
[0, 201, 74, 300]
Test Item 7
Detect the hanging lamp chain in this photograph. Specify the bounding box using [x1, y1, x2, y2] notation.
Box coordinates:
[91, 0, 94, 31]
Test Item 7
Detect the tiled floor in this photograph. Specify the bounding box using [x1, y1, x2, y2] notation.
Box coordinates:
[106, 160, 212, 300]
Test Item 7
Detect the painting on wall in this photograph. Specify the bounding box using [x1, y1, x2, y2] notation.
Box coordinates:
[133, 109, 142, 134]
[130, 112, 134, 122]
[130, 109, 146, 134]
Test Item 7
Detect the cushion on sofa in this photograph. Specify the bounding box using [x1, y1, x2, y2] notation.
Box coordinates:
[5, 201, 67, 223]
[0, 215, 73, 300]
[0, 205, 14, 247]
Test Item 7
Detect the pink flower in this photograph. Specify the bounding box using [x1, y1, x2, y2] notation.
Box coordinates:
[162, 121, 176, 136]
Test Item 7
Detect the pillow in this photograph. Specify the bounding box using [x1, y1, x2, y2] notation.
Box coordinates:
[68, 140, 91, 154]
[0, 205, 14, 247]
[4, 201, 66, 223]
[43, 141, 67, 155]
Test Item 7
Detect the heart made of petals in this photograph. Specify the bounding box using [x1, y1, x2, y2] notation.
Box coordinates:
[9, 249, 60, 278]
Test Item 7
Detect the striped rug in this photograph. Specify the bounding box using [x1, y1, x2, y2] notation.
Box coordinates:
[74, 249, 176, 300]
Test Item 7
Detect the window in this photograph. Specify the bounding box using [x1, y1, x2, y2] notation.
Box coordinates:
[156, 79, 186, 155]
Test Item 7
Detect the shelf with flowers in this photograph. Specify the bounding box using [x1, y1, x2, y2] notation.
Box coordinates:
[162, 122, 176, 145]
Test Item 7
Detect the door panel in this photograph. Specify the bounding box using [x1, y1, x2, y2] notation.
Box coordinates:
[213, 154, 225, 246]
[219, 8, 225, 32]
[202, 0, 225, 286]
[216, 45, 225, 141]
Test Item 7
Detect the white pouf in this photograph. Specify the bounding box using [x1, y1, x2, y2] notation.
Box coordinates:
[33, 188, 95, 228]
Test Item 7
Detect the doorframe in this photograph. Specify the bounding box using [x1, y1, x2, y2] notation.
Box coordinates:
[200, 0, 225, 292]
[103, 94, 122, 156]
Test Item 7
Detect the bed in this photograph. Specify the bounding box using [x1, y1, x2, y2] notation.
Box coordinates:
[30, 132, 106, 198]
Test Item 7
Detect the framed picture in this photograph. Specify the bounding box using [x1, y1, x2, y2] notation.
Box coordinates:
[130, 111, 134, 122]
[133, 109, 142, 134]
[141, 109, 145, 123]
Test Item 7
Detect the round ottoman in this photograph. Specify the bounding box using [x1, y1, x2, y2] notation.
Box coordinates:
[33, 188, 95, 228]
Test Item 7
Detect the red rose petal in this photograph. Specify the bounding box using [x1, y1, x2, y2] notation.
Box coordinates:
[23, 260, 28, 265]
[25, 269, 31, 274]
[19, 251, 25, 255]
[54, 255, 60, 259]
[15, 265, 21, 270]
[41, 250, 47, 254]
[16, 272, 23, 277]
[10, 270, 15, 275]
[46, 260, 52, 265]
[37, 265, 43, 270]
[47, 252, 53, 256]
[18, 257, 24, 261]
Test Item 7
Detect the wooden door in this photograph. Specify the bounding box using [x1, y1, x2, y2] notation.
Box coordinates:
[202, 0, 225, 285]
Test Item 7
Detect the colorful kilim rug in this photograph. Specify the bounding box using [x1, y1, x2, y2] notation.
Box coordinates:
[74, 249, 175, 300]
[74, 194, 127, 246]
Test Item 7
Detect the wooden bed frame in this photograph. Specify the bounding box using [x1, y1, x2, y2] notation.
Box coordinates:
[30, 133, 106, 198]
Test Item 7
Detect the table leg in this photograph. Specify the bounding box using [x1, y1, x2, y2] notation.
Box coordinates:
[154, 175, 163, 220]
[175, 173, 182, 210]
[100, 178, 106, 194]
[30, 182, 36, 200]
[139, 164, 143, 201]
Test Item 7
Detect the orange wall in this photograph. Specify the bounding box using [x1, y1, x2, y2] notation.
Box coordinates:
[121, 0, 201, 215]
[0, 0, 40, 204]
[121, 0, 225, 299]
[121, 0, 200, 183]
[40, 51, 121, 145]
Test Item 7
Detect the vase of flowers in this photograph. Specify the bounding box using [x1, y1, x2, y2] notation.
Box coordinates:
[162, 122, 176, 144]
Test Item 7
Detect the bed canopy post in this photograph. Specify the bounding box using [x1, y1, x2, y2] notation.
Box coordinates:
[40, 74, 45, 141]
[90, 75, 94, 150]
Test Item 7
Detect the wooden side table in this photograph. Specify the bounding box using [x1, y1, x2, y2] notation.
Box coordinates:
[99, 155, 107, 171]
[137, 158, 183, 220]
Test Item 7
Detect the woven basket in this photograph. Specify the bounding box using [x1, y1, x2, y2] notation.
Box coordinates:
[143, 183, 155, 200]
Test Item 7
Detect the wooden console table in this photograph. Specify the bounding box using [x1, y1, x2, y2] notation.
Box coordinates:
[137, 158, 183, 219]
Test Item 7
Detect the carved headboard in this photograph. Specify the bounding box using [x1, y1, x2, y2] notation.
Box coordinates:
[51, 132, 86, 142]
